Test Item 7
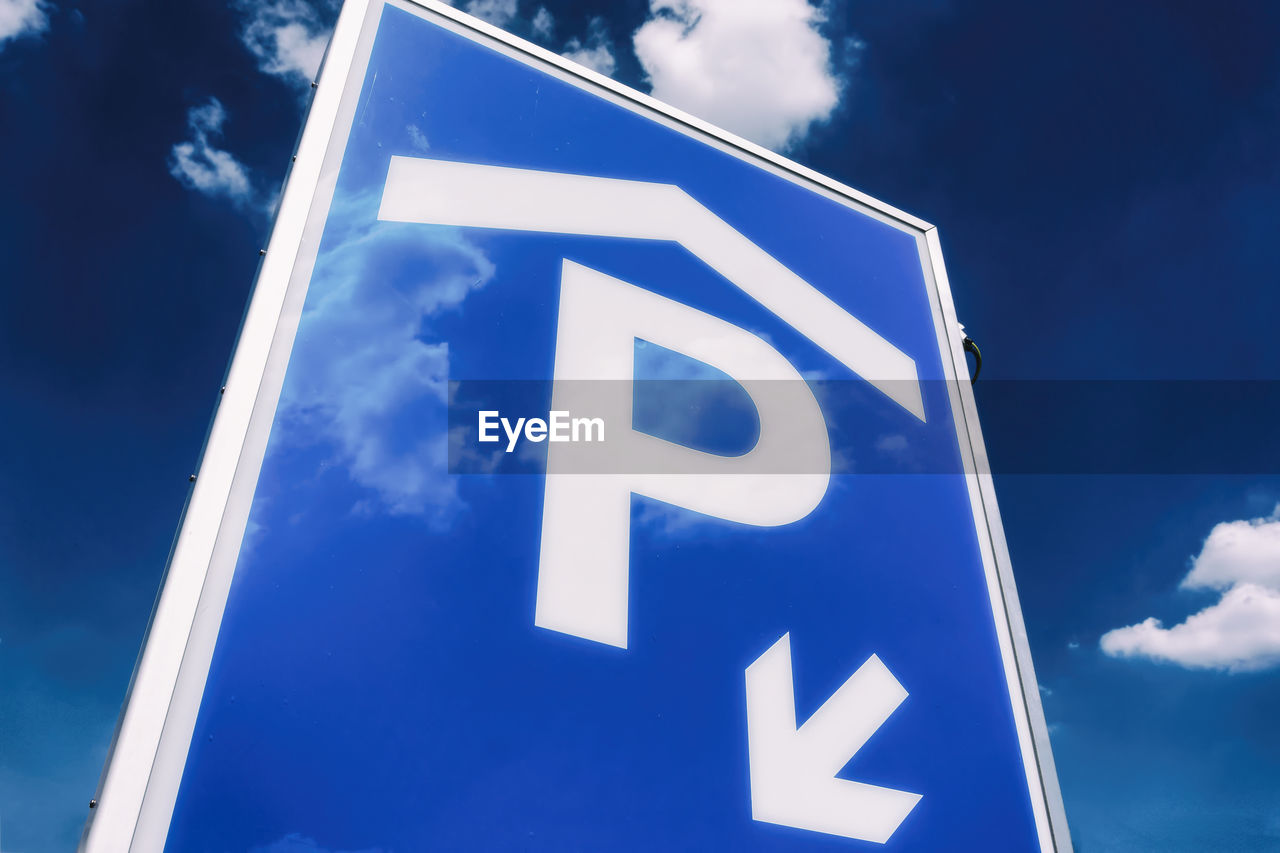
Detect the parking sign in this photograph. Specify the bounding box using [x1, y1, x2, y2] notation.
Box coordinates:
[84, 2, 1072, 850]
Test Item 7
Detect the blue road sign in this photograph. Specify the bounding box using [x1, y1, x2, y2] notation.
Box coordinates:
[84, 2, 1071, 850]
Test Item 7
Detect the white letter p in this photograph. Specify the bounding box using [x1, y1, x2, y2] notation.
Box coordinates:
[535, 261, 831, 648]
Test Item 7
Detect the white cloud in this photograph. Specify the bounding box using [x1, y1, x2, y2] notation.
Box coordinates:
[464, 0, 517, 28]
[1101, 584, 1280, 673]
[274, 191, 495, 522]
[1101, 505, 1280, 673]
[632, 0, 842, 151]
[0, 0, 50, 47]
[168, 98, 255, 206]
[531, 5, 554, 41]
[1181, 507, 1280, 592]
[239, 0, 335, 87]
[562, 17, 616, 77]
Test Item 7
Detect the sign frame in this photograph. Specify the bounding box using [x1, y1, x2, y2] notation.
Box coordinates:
[81, 1, 1072, 849]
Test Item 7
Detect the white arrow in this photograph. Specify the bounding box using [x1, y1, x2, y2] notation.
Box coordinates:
[746, 633, 922, 844]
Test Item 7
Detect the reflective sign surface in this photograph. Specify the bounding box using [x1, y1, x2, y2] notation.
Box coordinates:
[90, 2, 1067, 850]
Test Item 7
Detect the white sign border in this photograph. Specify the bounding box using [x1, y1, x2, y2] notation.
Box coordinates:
[80, 1, 1073, 850]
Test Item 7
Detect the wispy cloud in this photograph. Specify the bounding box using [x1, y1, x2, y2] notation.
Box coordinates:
[453, 1, 611, 74]
[634, 500, 720, 538]
[238, 0, 336, 88]
[632, 0, 844, 151]
[562, 16, 616, 76]
[463, 0, 517, 28]
[875, 433, 909, 453]
[168, 98, 256, 207]
[0, 0, 50, 47]
[1101, 505, 1280, 673]
[406, 123, 430, 152]
[530, 5, 554, 41]
[249, 833, 385, 853]
[273, 190, 495, 523]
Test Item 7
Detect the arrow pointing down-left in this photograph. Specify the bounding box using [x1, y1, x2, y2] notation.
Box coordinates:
[746, 633, 922, 844]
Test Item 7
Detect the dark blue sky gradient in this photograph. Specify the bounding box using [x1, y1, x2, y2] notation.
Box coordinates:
[0, 1, 1278, 850]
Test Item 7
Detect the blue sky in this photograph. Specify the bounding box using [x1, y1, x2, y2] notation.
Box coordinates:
[0, 0, 1278, 851]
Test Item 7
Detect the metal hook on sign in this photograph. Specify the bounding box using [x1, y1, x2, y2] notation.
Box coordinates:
[959, 325, 982, 385]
